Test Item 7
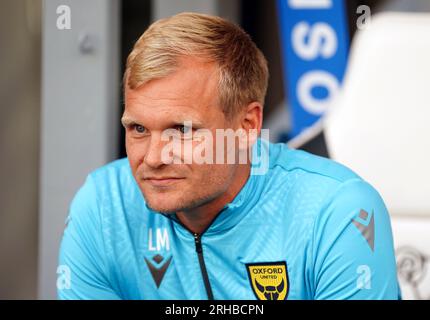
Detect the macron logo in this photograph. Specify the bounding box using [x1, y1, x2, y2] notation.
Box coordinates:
[352, 209, 375, 252]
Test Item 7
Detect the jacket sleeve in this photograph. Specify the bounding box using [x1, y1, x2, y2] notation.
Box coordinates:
[311, 178, 401, 300]
[57, 175, 121, 300]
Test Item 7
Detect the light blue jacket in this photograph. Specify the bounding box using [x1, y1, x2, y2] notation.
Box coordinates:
[58, 139, 400, 300]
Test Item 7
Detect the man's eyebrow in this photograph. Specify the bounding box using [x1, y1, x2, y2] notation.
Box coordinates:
[121, 115, 139, 127]
[120, 115, 205, 128]
[171, 118, 204, 128]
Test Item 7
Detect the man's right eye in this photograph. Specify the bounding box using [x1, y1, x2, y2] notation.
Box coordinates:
[132, 124, 147, 134]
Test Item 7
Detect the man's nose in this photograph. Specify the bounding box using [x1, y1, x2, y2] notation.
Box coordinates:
[144, 133, 169, 169]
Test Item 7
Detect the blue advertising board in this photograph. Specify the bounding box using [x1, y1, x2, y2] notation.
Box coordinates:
[277, 0, 350, 138]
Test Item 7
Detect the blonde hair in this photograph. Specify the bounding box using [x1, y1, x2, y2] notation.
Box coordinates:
[124, 12, 269, 118]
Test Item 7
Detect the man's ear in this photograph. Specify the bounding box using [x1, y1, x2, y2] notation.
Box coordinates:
[238, 101, 263, 150]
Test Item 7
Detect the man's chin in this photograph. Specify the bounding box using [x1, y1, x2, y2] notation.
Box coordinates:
[142, 189, 220, 214]
[140, 187, 184, 213]
[145, 201, 179, 214]
[144, 195, 211, 214]
[143, 195, 188, 214]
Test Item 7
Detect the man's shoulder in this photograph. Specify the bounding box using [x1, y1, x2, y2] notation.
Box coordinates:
[269, 142, 361, 185]
[88, 158, 134, 188]
[265, 142, 372, 219]
[268, 142, 387, 226]
[90, 157, 131, 178]
[83, 157, 142, 206]
[69, 157, 149, 232]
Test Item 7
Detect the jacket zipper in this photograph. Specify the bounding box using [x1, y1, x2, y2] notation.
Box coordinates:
[162, 212, 227, 300]
[193, 232, 214, 300]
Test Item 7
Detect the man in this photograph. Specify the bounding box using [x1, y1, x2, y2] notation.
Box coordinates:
[58, 12, 400, 300]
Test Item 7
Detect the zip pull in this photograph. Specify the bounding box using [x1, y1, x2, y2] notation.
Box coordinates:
[194, 233, 202, 253]
[193, 232, 214, 300]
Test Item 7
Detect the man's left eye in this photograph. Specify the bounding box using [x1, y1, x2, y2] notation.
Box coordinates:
[175, 125, 192, 134]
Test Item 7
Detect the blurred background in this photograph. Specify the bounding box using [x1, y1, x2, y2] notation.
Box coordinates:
[1, 0, 429, 299]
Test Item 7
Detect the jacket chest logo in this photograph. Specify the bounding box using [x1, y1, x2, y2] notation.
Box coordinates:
[246, 261, 289, 300]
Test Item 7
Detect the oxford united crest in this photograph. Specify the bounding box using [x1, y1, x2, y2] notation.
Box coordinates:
[246, 261, 289, 300]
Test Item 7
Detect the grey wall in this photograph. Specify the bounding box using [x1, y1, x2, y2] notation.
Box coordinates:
[38, 0, 120, 299]
[0, 0, 42, 299]
[152, 0, 239, 23]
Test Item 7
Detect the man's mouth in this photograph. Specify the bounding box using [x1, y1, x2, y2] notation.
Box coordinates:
[143, 177, 184, 187]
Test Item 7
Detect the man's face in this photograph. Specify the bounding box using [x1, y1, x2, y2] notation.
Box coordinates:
[123, 57, 242, 213]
